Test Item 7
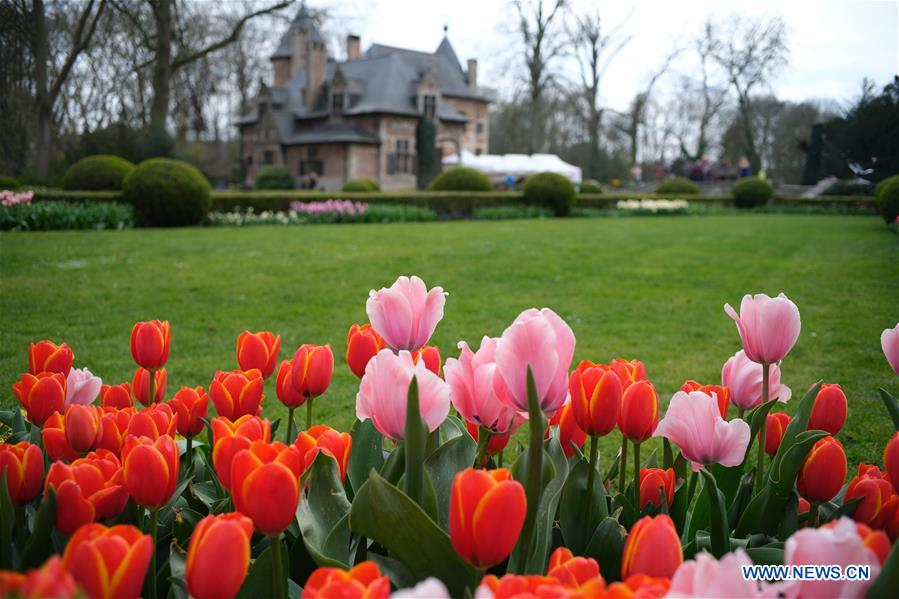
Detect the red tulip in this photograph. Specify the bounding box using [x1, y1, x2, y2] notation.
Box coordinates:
[211, 415, 272, 489]
[0, 442, 44, 505]
[230, 441, 303, 535]
[764, 412, 793, 456]
[62, 523, 153, 599]
[126, 403, 176, 439]
[680, 380, 729, 419]
[619, 380, 659, 442]
[449, 467, 527, 568]
[186, 512, 254, 599]
[797, 497, 811, 526]
[548, 401, 587, 457]
[303, 562, 391, 599]
[44, 449, 128, 534]
[236, 331, 281, 378]
[609, 358, 647, 390]
[169, 386, 209, 437]
[797, 436, 847, 503]
[808, 384, 847, 436]
[346, 323, 386, 378]
[639, 468, 675, 509]
[28, 340, 74, 376]
[210, 369, 265, 420]
[621, 515, 683, 579]
[130, 320, 171, 370]
[3, 556, 78, 599]
[99, 382, 133, 409]
[466, 421, 513, 456]
[411, 345, 441, 375]
[42, 405, 101, 461]
[122, 434, 179, 509]
[275, 359, 305, 408]
[12, 371, 66, 426]
[570, 360, 622, 437]
[291, 344, 334, 399]
[886, 432, 899, 495]
[854, 523, 891, 565]
[95, 407, 136, 454]
[132, 367, 167, 406]
[845, 464, 894, 526]
[545, 547, 606, 596]
[295, 425, 353, 481]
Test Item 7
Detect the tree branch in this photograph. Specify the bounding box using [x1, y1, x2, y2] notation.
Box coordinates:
[50, 0, 107, 101]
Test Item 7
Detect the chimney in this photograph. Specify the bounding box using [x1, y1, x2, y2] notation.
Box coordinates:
[346, 34, 360, 60]
[467, 59, 477, 90]
[305, 40, 326, 110]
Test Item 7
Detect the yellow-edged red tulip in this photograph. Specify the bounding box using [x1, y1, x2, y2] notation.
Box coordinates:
[449, 467, 526, 569]
[230, 441, 303, 535]
[411, 345, 441, 376]
[61, 523, 153, 599]
[764, 412, 793, 456]
[609, 358, 647, 390]
[99, 382, 133, 409]
[12, 371, 66, 426]
[28, 340, 74, 376]
[186, 512, 254, 599]
[275, 359, 305, 408]
[291, 344, 334, 399]
[639, 468, 675, 509]
[132, 367, 166, 406]
[680, 380, 729, 419]
[545, 547, 606, 597]
[42, 405, 101, 461]
[302, 562, 391, 599]
[346, 323, 386, 379]
[797, 436, 847, 503]
[619, 380, 659, 443]
[808, 383, 848, 436]
[569, 360, 622, 437]
[621, 515, 682, 579]
[121, 434, 179, 510]
[845, 464, 894, 526]
[294, 425, 353, 481]
[126, 403, 176, 439]
[44, 449, 128, 534]
[0, 556, 78, 599]
[169, 386, 209, 437]
[95, 407, 136, 454]
[211, 415, 272, 489]
[548, 400, 588, 458]
[130, 320, 171, 370]
[210, 369, 265, 420]
[0, 442, 44, 505]
[236, 331, 281, 379]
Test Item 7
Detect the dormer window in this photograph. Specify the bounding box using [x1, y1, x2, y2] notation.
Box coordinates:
[422, 95, 436, 120]
[332, 93, 345, 114]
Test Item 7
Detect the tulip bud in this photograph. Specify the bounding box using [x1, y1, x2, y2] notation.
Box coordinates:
[724, 293, 801, 364]
[0, 442, 44, 505]
[130, 319, 171, 370]
[169, 386, 209, 437]
[856, 523, 891, 565]
[570, 361, 622, 437]
[65, 404, 101, 452]
[210, 369, 265, 420]
[11, 371, 66, 426]
[45, 449, 128, 534]
[411, 345, 441, 375]
[545, 547, 606, 596]
[797, 436, 847, 503]
[298, 425, 353, 481]
[275, 359, 305, 408]
[366, 275, 445, 351]
[122, 434, 180, 509]
[621, 515, 683, 579]
[449, 468, 527, 568]
[211, 415, 272, 490]
[62, 523, 153, 599]
[236, 331, 281, 378]
[610, 358, 647, 390]
[845, 464, 894, 526]
[548, 401, 587, 458]
[808, 384, 847, 436]
[881, 324, 899, 376]
[10, 556, 78, 599]
[303, 562, 391, 599]
[619, 380, 659, 443]
[127, 403, 176, 439]
[291, 344, 334, 399]
[28, 340, 74, 376]
[186, 513, 254, 599]
[95, 407, 136, 454]
[346, 323, 386, 378]
[885, 432, 899, 495]
[639, 468, 675, 509]
[230, 441, 303, 535]
[132, 367, 167, 406]
[41, 411, 83, 462]
[100, 382, 133, 409]
[764, 412, 792, 456]
[681, 380, 729, 419]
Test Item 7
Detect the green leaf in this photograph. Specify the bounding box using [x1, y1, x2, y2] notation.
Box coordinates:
[439, 415, 467, 443]
[743, 398, 779, 462]
[297, 452, 352, 567]
[237, 542, 285, 599]
[878, 388, 899, 431]
[867, 536, 899, 598]
[368, 553, 417, 590]
[348, 420, 384, 497]
[423, 432, 475, 531]
[171, 507, 203, 546]
[0, 471, 15, 569]
[166, 540, 189, 599]
[404, 377, 426, 506]
[820, 497, 862, 523]
[522, 434, 567, 573]
[559, 454, 608, 554]
[162, 476, 194, 513]
[769, 382, 822, 475]
[348, 470, 478, 596]
[662, 438, 674, 469]
[700, 468, 730, 558]
[583, 517, 626, 583]
[710, 463, 745, 509]
[21, 488, 56, 569]
[189, 481, 220, 510]
[380, 443, 405, 485]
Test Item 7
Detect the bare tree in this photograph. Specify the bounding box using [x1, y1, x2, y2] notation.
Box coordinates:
[567, 6, 631, 179]
[711, 14, 789, 172]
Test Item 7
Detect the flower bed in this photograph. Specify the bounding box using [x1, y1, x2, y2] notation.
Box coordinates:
[207, 203, 436, 226]
[2, 278, 899, 598]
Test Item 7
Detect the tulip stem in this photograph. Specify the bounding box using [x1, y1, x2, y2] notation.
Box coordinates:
[270, 533, 286, 599]
[306, 399, 314, 430]
[737, 408, 745, 420]
[186, 434, 193, 478]
[148, 368, 157, 405]
[498, 451, 504, 469]
[586, 436, 599, 523]
[632, 441, 641, 511]
[808, 502, 820, 528]
[474, 426, 492, 468]
[686, 470, 699, 505]
[618, 436, 628, 495]
[144, 509, 158, 599]
[286, 407, 296, 443]
[755, 363, 770, 493]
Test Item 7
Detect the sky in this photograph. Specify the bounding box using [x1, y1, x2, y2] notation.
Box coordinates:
[324, 0, 899, 111]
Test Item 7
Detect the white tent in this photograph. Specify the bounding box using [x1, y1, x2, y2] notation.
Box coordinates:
[443, 150, 582, 183]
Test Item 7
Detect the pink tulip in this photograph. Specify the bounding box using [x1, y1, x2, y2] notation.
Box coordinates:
[65, 367, 102, 407]
[356, 349, 450, 440]
[445, 337, 524, 434]
[783, 517, 880, 599]
[654, 390, 750, 469]
[366, 275, 446, 351]
[721, 350, 791, 410]
[724, 293, 801, 364]
[494, 308, 575, 416]
[668, 549, 765, 598]
[882, 323, 899, 375]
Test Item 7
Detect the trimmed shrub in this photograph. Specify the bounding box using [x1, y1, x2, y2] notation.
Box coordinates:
[579, 180, 602, 194]
[474, 205, 552, 220]
[0, 175, 20, 190]
[875, 175, 899, 223]
[123, 158, 211, 226]
[0, 201, 134, 231]
[342, 178, 380, 192]
[523, 171, 576, 216]
[655, 177, 700, 195]
[428, 167, 492, 192]
[63, 155, 135, 191]
[732, 177, 775, 208]
[255, 165, 294, 190]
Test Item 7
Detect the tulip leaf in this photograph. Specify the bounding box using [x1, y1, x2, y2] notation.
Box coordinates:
[711, 463, 744, 508]
[583, 517, 626, 583]
[700, 468, 730, 558]
[866, 537, 899, 598]
[171, 507, 203, 545]
[380, 443, 405, 486]
[348, 419, 384, 498]
[287, 529, 317, 586]
[237, 541, 287, 599]
[522, 434, 567, 574]
[727, 473, 755, 530]
[743, 398, 779, 462]
[670, 473, 693, 534]
[348, 470, 478, 596]
[166, 540, 188, 599]
[662, 439, 674, 469]
[404, 377, 426, 507]
[21, 488, 56, 569]
[769, 382, 822, 475]
[744, 546, 784, 565]
[188, 481, 219, 510]
[878, 388, 899, 431]
[820, 496, 862, 523]
[440, 415, 467, 443]
[297, 452, 352, 567]
[559, 453, 608, 554]
[368, 553, 418, 590]
[0, 472, 15, 569]
[423, 432, 476, 531]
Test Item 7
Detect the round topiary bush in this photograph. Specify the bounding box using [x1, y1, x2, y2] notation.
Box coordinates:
[63, 155, 135, 191]
[579, 180, 602, 194]
[122, 158, 211, 227]
[875, 174, 899, 223]
[0, 175, 20, 190]
[655, 177, 700, 195]
[732, 177, 775, 209]
[523, 171, 576, 216]
[342, 178, 380, 192]
[255, 165, 294, 190]
[428, 167, 492, 192]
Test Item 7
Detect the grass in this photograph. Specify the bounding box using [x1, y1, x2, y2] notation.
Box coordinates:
[1, 214, 897, 467]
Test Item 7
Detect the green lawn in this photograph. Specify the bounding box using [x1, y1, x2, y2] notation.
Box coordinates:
[1, 215, 897, 466]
